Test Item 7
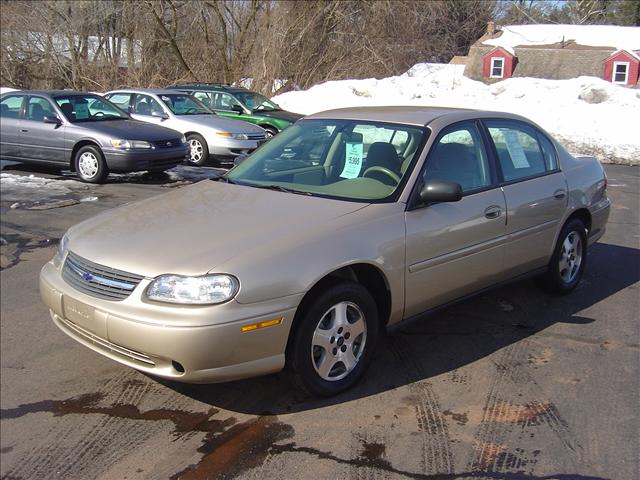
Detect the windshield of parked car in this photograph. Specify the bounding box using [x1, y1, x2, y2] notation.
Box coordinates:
[226, 119, 428, 202]
[54, 95, 128, 122]
[234, 92, 279, 112]
[158, 94, 212, 116]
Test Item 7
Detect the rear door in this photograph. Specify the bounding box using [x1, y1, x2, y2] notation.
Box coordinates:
[20, 95, 66, 163]
[483, 119, 567, 276]
[404, 121, 507, 317]
[0, 93, 26, 159]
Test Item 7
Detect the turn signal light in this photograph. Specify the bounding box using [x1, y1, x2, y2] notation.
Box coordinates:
[241, 317, 283, 332]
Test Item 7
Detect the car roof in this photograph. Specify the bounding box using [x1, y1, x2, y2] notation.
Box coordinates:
[107, 88, 186, 95]
[2, 90, 91, 97]
[306, 106, 531, 127]
[169, 84, 248, 93]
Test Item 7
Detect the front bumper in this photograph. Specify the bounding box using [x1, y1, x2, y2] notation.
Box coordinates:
[40, 256, 301, 383]
[103, 145, 189, 172]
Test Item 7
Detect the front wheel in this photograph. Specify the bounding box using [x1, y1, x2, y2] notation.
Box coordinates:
[289, 282, 379, 396]
[540, 219, 587, 294]
[262, 126, 278, 138]
[74, 145, 108, 183]
[187, 133, 209, 166]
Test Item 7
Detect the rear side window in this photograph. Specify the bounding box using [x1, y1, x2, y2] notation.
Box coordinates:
[106, 93, 132, 111]
[26, 96, 56, 121]
[537, 133, 558, 171]
[485, 120, 551, 182]
[1, 95, 25, 118]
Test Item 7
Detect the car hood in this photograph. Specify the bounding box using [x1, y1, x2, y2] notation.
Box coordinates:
[175, 114, 266, 134]
[257, 109, 303, 123]
[66, 181, 368, 278]
[75, 120, 181, 141]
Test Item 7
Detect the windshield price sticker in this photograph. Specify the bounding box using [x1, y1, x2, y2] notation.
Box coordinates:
[503, 129, 530, 169]
[340, 143, 364, 179]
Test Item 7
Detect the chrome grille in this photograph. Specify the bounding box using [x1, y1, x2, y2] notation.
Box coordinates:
[62, 251, 144, 301]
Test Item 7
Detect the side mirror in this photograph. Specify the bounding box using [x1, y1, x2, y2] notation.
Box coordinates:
[151, 111, 169, 120]
[43, 114, 61, 125]
[231, 104, 244, 114]
[233, 153, 248, 166]
[419, 179, 463, 204]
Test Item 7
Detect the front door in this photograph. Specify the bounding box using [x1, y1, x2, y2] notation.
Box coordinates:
[404, 121, 507, 317]
[19, 95, 66, 163]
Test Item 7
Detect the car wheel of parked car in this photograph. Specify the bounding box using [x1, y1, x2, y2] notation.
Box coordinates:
[75, 145, 108, 183]
[263, 126, 278, 138]
[290, 282, 379, 396]
[541, 218, 587, 294]
[187, 134, 209, 166]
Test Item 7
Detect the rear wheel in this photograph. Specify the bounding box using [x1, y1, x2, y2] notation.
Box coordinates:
[290, 282, 379, 396]
[187, 133, 209, 166]
[540, 219, 587, 294]
[74, 145, 108, 183]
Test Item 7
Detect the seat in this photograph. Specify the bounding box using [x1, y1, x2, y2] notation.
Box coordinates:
[29, 103, 45, 121]
[426, 142, 483, 191]
[60, 103, 74, 121]
[363, 142, 401, 185]
[136, 102, 151, 116]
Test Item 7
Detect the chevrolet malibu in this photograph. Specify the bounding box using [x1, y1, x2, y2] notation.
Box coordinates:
[40, 107, 610, 396]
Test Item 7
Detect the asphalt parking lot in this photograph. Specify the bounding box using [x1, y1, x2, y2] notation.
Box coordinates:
[1, 163, 638, 480]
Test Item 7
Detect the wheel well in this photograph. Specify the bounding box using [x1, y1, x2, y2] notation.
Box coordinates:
[70, 140, 101, 171]
[259, 124, 278, 132]
[566, 208, 592, 233]
[184, 131, 200, 138]
[285, 264, 391, 365]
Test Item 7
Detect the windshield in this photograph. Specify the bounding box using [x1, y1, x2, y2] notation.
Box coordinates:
[55, 95, 128, 122]
[158, 94, 212, 115]
[234, 92, 279, 112]
[227, 119, 428, 202]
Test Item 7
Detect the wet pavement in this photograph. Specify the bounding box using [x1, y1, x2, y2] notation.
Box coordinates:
[1, 163, 638, 480]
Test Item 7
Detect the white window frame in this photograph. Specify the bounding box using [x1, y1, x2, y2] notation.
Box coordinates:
[490, 57, 505, 79]
[612, 61, 630, 84]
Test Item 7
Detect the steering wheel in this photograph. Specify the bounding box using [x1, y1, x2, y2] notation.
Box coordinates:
[363, 166, 401, 185]
[93, 111, 105, 118]
[185, 107, 198, 113]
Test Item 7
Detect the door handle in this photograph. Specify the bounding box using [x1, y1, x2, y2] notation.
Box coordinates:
[554, 189, 566, 199]
[484, 205, 502, 219]
[20, 129, 29, 133]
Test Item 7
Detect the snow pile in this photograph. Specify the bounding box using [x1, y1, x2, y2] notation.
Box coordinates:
[0, 87, 18, 95]
[0, 172, 86, 194]
[274, 63, 640, 164]
[483, 24, 640, 56]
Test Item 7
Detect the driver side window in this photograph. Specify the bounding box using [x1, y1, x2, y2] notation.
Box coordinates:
[423, 122, 491, 193]
[133, 94, 164, 116]
[213, 93, 242, 111]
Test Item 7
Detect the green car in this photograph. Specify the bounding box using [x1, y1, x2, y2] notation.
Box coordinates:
[166, 83, 303, 137]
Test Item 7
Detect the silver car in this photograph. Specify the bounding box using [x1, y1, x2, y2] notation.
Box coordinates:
[0, 90, 189, 183]
[40, 107, 610, 396]
[104, 89, 268, 165]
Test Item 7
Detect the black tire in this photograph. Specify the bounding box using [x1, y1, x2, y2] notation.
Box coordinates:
[289, 282, 379, 396]
[262, 126, 278, 138]
[540, 218, 587, 294]
[74, 145, 108, 183]
[186, 133, 209, 166]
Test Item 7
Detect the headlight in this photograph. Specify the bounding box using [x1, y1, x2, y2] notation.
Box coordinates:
[110, 139, 153, 149]
[146, 274, 239, 305]
[58, 233, 69, 259]
[216, 132, 249, 140]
